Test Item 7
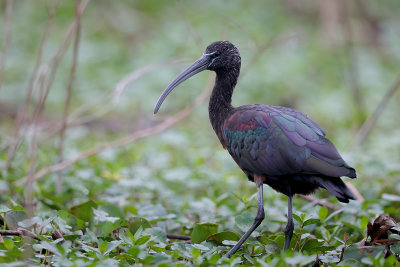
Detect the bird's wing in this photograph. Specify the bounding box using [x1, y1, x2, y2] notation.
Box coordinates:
[223, 105, 356, 178]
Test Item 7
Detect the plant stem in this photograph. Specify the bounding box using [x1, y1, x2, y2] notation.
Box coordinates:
[294, 223, 303, 251]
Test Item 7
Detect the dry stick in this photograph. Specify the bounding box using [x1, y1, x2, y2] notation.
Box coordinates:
[56, 0, 83, 192]
[41, 60, 183, 140]
[352, 73, 400, 149]
[30, 0, 90, 124]
[5, 0, 57, 173]
[0, 228, 40, 241]
[166, 233, 191, 241]
[0, 0, 13, 90]
[15, 80, 212, 186]
[24, 0, 90, 195]
[297, 194, 340, 211]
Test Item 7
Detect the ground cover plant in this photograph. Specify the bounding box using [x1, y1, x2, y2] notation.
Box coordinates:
[1, 1, 400, 266]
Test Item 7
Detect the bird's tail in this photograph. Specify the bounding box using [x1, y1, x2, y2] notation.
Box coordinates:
[311, 176, 356, 203]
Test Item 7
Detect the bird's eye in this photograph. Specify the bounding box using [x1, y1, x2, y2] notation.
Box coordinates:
[213, 51, 221, 57]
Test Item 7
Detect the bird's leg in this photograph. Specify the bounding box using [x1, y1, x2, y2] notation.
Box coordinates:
[225, 175, 265, 257]
[283, 195, 294, 250]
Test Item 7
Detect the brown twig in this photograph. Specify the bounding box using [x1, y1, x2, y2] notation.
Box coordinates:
[298, 194, 340, 211]
[6, 0, 56, 173]
[56, 0, 83, 191]
[30, 0, 90, 124]
[40, 59, 184, 140]
[166, 233, 191, 241]
[0, 0, 13, 90]
[0, 228, 41, 241]
[15, 77, 212, 186]
[352, 73, 400, 148]
[345, 182, 364, 202]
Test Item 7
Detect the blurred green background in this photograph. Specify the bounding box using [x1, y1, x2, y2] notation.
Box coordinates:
[0, 0, 400, 265]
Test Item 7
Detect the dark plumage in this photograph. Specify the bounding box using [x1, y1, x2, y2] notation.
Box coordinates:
[154, 40, 357, 257]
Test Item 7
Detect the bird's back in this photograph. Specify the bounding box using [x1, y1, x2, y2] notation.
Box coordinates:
[222, 104, 356, 202]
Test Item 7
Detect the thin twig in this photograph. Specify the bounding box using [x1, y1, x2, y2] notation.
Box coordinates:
[166, 233, 191, 241]
[41, 59, 184, 139]
[297, 194, 340, 211]
[15, 78, 212, 186]
[0, 0, 13, 90]
[345, 182, 364, 202]
[6, 0, 56, 173]
[0, 228, 41, 241]
[56, 0, 83, 191]
[31, 0, 90, 123]
[352, 73, 400, 148]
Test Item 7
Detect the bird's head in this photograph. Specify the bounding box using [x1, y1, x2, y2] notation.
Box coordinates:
[154, 40, 241, 114]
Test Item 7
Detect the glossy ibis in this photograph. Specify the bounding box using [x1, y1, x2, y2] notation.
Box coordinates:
[154, 41, 356, 257]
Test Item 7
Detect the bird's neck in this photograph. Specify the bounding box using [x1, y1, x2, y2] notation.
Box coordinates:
[208, 68, 239, 143]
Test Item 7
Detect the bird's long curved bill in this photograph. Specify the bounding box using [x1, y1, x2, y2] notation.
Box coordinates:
[154, 54, 211, 114]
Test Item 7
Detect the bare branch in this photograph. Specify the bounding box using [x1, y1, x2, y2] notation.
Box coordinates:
[6, 0, 57, 172]
[40, 59, 183, 139]
[297, 194, 340, 211]
[0, 228, 41, 241]
[15, 77, 212, 186]
[166, 233, 191, 241]
[345, 182, 364, 202]
[352, 73, 400, 148]
[56, 0, 83, 191]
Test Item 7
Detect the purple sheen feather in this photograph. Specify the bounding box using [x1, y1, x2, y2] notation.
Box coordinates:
[284, 131, 307, 146]
[250, 149, 258, 160]
[274, 115, 296, 132]
[306, 139, 341, 160]
[306, 156, 349, 177]
[295, 119, 318, 141]
[255, 115, 272, 128]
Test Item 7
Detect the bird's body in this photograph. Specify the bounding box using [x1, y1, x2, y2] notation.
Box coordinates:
[222, 104, 356, 201]
[154, 40, 357, 257]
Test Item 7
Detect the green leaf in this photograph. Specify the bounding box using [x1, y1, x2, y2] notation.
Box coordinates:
[292, 213, 302, 223]
[235, 211, 254, 228]
[5, 211, 26, 229]
[0, 205, 12, 213]
[101, 203, 125, 219]
[135, 235, 151, 245]
[99, 241, 108, 255]
[301, 239, 325, 253]
[101, 219, 128, 236]
[68, 200, 97, 223]
[152, 227, 167, 242]
[192, 247, 201, 259]
[41, 241, 61, 256]
[318, 206, 328, 221]
[119, 229, 133, 246]
[3, 239, 14, 250]
[58, 210, 85, 230]
[128, 217, 151, 234]
[343, 244, 386, 260]
[342, 221, 362, 232]
[105, 240, 122, 255]
[303, 218, 320, 226]
[191, 222, 218, 244]
[206, 231, 240, 245]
